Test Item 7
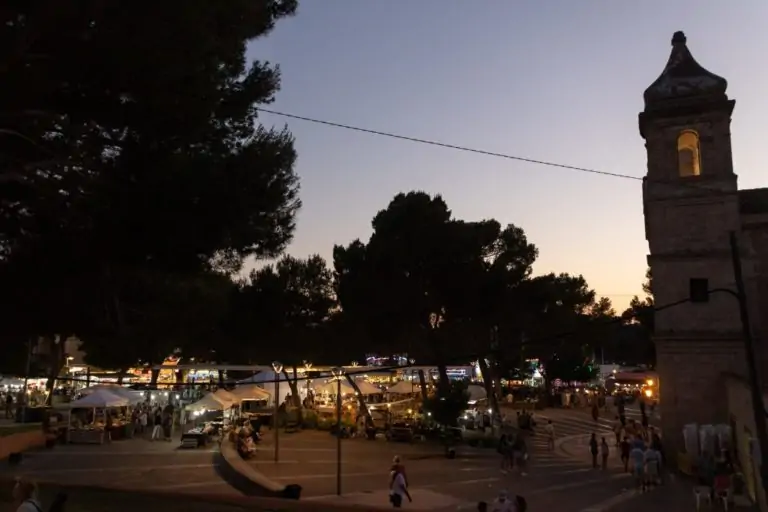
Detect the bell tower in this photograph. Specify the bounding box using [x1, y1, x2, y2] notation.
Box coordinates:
[640, 31, 746, 454]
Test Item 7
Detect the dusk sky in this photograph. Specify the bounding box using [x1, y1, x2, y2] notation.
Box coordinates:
[249, 1, 768, 310]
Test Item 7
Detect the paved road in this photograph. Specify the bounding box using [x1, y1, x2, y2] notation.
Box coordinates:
[256, 411, 647, 511]
[0, 409, 662, 511]
[0, 438, 237, 496]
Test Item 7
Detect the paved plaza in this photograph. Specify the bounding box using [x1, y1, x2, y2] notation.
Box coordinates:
[0, 408, 668, 511]
[0, 438, 235, 496]
[254, 409, 652, 510]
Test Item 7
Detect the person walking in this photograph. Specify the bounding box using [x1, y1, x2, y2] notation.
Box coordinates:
[612, 415, 622, 447]
[630, 438, 646, 491]
[389, 463, 411, 508]
[544, 420, 555, 451]
[620, 436, 631, 473]
[600, 437, 610, 470]
[589, 433, 599, 469]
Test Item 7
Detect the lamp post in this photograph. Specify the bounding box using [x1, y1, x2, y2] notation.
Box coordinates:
[272, 361, 283, 463]
[332, 366, 344, 496]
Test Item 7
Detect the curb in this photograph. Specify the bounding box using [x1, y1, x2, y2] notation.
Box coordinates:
[216, 438, 302, 499]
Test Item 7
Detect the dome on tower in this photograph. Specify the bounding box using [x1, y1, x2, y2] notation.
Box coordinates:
[643, 31, 728, 109]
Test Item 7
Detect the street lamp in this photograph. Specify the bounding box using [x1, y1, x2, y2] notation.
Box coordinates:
[331, 366, 345, 496]
[272, 361, 283, 463]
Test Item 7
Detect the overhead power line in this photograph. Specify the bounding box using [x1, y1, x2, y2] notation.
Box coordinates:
[256, 107, 733, 198]
[256, 107, 640, 181]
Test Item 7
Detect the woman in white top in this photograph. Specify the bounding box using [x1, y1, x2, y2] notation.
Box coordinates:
[390, 469, 411, 508]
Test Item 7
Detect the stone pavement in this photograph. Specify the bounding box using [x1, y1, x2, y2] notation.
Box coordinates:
[0, 436, 233, 496]
[256, 422, 649, 511]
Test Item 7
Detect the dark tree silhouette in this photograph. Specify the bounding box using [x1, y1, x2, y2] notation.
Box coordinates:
[0, 1, 301, 370]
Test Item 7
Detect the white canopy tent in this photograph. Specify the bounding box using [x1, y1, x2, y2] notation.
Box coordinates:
[313, 379, 355, 395]
[238, 371, 292, 405]
[228, 384, 271, 401]
[467, 384, 487, 402]
[68, 389, 130, 408]
[79, 385, 143, 404]
[387, 380, 419, 394]
[352, 380, 383, 395]
[187, 392, 233, 411]
[213, 388, 238, 405]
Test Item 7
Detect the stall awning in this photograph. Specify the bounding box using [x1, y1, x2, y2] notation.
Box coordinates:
[229, 384, 271, 401]
[68, 390, 129, 408]
[187, 392, 232, 411]
[313, 379, 355, 395]
[80, 385, 143, 404]
[387, 380, 419, 394]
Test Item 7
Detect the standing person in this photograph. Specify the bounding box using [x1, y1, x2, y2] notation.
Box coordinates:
[620, 436, 631, 473]
[151, 408, 163, 441]
[600, 437, 610, 470]
[589, 433, 599, 469]
[389, 464, 411, 508]
[5, 393, 13, 419]
[544, 420, 555, 451]
[162, 411, 172, 441]
[644, 444, 661, 489]
[630, 438, 646, 491]
[139, 408, 148, 436]
[591, 402, 599, 422]
[617, 399, 626, 427]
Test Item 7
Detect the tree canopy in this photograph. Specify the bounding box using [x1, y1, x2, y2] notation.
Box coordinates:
[0, 2, 655, 385]
[0, 1, 302, 380]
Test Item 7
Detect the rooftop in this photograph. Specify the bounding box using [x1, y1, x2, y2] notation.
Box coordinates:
[644, 31, 728, 110]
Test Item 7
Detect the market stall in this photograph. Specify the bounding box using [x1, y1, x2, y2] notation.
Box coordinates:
[229, 384, 271, 401]
[79, 384, 144, 405]
[353, 380, 383, 395]
[237, 371, 293, 405]
[66, 390, 130, 444]
[182, 392, 233, 448]
[313, 379, 355, 395]
[387, 380, 419, 395]
[467, 384, 487, 404]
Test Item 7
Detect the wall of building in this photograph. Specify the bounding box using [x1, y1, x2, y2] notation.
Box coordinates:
[657, 339, 746, 456]
[726, 375, 767, 510]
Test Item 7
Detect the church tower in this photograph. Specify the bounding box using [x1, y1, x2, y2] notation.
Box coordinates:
[640, 31, 746, 453]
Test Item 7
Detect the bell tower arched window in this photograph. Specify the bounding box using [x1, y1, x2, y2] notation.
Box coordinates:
[677, 130, 701, 177]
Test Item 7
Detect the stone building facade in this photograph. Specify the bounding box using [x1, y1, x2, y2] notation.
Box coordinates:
[640, 31, 768, 504]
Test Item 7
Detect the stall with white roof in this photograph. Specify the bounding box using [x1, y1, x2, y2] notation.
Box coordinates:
[66, 389, 131, 444]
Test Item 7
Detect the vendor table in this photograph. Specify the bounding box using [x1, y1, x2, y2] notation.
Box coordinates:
[180, 427, 211, 448]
